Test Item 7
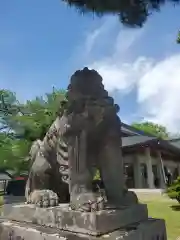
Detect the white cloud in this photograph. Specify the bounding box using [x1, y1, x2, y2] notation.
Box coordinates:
[90, 56, 152, 93]
[87, 18, 146, 92]
[137, 54, 180, 132]
[113, 29, 143, 55]
[84, 17, 118, 56]
[85, 29, 102, 55]
[81, 19, 180, 133]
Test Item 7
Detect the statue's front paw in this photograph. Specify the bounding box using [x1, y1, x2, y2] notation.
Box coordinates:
[28, 190, 59, 208]
[70, 193, 105, 212]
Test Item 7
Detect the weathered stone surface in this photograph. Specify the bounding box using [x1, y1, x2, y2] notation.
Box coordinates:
[1, 203, 148, 236]
[25, 67, 136, 211]
[0, 218, 167, 240]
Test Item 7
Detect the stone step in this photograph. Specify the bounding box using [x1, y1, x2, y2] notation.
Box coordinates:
[0, 218, 167, 240]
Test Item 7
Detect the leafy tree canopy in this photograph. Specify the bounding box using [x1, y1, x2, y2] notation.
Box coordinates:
[0, 89, 23, 132]
[63, 0, 180, 28]
[0, 88, 66, 172]
[13, 88, 66, 141]
[0, 133, 30, 172]
[132, 121, 169, 139]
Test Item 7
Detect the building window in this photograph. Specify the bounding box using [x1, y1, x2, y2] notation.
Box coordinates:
[141, 163, 148, 188]
[124, 163, 135, 188]
[152, 165, 160, 188]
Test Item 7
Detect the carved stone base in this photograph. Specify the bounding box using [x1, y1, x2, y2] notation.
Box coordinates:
[0, 203, 167, 239]
[1, 203, 148, 236]
[0, 218, 167, 240]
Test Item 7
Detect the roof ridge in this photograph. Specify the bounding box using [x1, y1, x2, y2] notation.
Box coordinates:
[121, 122, 156, 137]
[168, 138, 180, 142]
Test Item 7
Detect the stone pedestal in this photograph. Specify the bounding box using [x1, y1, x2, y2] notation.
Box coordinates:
[0, 203, 167, 240]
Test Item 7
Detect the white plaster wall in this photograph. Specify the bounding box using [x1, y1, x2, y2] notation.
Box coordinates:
[163, 159, 180, 179]
[136, 153, 145, 164]
[124, 153, 159, 166]
[137, 153, 157, 165]
[123, 154, 134, 164]
[137, 152, 180, 181]
[123, 152, 180, 188]
[164, 159, 179, 168]
[134, 153, 180, 169]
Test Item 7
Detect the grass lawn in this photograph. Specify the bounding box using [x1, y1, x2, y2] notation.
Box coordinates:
[140, 195, 180, 240]
[0, 196, 3, 206]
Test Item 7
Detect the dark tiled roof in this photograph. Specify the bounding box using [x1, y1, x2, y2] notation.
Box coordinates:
[122, 136, 180, 156]
[0, 173, 12, 181]
[167, 138, 180, 149]
[121, 125, 139, 136]
[122, 136, 156, 147]
[0, 169, 13, 180]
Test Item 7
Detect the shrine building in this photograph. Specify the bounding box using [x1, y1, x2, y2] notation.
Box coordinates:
[121, 123, 180, 189]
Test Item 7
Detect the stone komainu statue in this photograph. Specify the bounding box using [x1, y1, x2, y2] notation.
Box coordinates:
[25, 68, 137, 212]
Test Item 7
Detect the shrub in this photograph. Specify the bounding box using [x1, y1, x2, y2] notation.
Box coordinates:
[0, 196, 4, 206]
[167, 176, 180, 203]
[93, 169, 101, 181]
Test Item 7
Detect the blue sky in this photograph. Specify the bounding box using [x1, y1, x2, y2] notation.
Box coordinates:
[1, 1, 180, 131]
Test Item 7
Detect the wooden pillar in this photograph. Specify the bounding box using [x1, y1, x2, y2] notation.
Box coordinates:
[145, 148, 155, 189]
[157, 151, 166, 189]
[178, 164, 180, 177]
[134, 154, 142, 188]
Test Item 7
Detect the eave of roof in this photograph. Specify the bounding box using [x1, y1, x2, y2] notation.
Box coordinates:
[121, 122, 155, 137]
[166, 138, 180, 149]
[0, 169, 13, 178]
[122, 136, 156, 148]
[0, 173, 12, 180]
[122, 136, 180, 156]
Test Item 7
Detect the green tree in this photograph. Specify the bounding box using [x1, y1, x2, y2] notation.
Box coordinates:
[0, 88, 66, 172]
[0, 133, 29, 172]
[132, 121, 169, 139]
[63, 0, 180, 28]
[0, 89, 25, 133]
[13, 88, 66, 141]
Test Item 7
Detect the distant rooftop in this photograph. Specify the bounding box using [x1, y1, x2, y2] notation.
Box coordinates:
[0, 173, 12, 181]
[0, 170, 13, 181]
[122, 136, 156, 148]
[121, 122, 155, 137]
[167, 138, 180, 149]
